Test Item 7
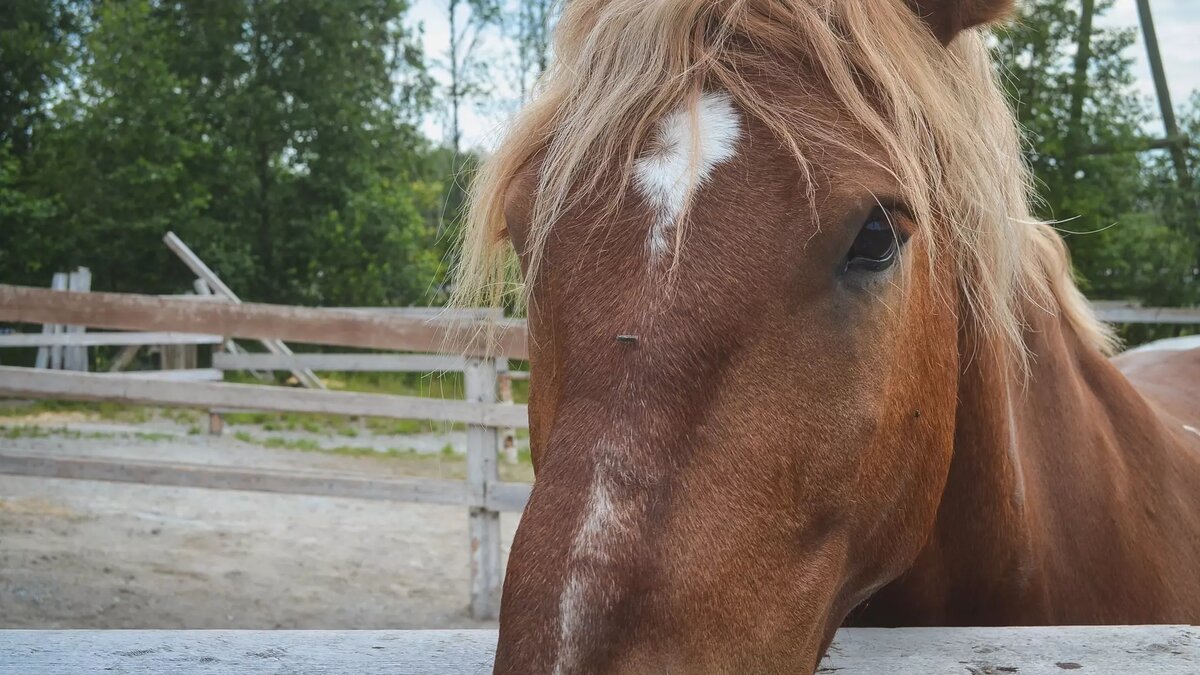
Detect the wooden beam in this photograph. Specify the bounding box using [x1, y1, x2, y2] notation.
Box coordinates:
[1, 626, 1196, 673]
[1092, 306, 1200, 324]
[0, 366, 529, 428]
[0, 451, 481, 508]
[465, 358, 502, 620]
[0, 331, 223, 348]
[1136, 0, 1190, 185]
[63, 267, 91, 371]
[35, 272, 68, 369]
[330, 307, 504, 320]
[213, 352, 468, 373]
[163, 232, 326, 390]
[106, 368, 224, 382]
[0, 451, 532, 512]
[487, 480, 532, 513]
[0, 284, 529, 359]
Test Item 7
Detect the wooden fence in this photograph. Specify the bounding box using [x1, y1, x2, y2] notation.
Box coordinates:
[2, 626, 1196, 673]
[0, 284, 528, 621]
[1, 282, 1198, 621]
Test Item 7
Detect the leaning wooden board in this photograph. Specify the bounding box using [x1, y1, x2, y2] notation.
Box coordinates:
[0, 626, 1195, 673]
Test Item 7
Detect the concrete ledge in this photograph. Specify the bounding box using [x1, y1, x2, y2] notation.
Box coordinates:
[1, 625, 1196, 673]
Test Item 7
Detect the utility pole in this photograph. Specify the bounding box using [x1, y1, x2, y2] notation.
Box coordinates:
[1135, 0, 1190, 186]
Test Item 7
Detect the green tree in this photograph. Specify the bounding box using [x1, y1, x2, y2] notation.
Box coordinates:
[993, 0, 1198, 315]
[3, 0, 443, 307]
[0, 0, 79, 157]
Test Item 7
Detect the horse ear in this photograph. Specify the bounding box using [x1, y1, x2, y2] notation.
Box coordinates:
[907, 0, 1015, 45]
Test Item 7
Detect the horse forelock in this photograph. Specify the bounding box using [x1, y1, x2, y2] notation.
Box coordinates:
[454, 0, 1115, 364]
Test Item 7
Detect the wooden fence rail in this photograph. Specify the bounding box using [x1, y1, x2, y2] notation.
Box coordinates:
[212, 352, 468, 372]
[0, 331, 223, 348]
[0, 366, 527, 428]
[0, 284, 528, 359]
[2, 626, 1196, 673]
[1091, 305, 1200, 324]
[0, 451, 531, 512]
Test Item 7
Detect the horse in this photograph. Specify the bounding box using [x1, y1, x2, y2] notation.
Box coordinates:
[453, 0, 1200, 672]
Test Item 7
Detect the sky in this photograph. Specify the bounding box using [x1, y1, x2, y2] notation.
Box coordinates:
[406, 0, 1200, 151]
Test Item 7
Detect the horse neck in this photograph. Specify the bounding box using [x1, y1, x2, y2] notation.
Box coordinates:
[854, 294, 1200, 626]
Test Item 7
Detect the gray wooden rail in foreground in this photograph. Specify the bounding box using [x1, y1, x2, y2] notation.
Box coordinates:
[1, 626, 1195, 674]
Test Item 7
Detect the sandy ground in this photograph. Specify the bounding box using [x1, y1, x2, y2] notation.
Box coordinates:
[0, 413, 523, 629]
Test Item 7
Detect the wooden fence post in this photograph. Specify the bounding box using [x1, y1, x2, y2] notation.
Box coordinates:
[464, 357, 502, 621]
[36, 273, 69, 370]
[496, 359, 518, 464]
[64, 268, 91, 371]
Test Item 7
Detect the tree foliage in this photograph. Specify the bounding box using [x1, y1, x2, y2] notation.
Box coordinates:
[0, 0, 1196, 330]
[2, 0, 442, 306]
[994, 0, 1198, 316]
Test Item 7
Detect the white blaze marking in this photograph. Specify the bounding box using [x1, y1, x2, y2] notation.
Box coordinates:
[553, 449, 629, 674]
[634, 91, 742, 259]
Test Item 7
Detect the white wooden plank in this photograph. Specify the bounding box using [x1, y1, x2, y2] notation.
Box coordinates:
[193, 279, 271, 382]
[821, 625, 1200, 673]
[330, 307, 504, 320]
[0, 626, 1196, 674]
[63, 267, 91, 371]
[34, 273, 66, 368]
[0, 451, 481, 508]
[0, 285, 530, 360]
[106, 344, 141, 372]
[497, 361, 518, 464]
[163, 232, 325, 390]
[105, 368, 224, 382]
[465, 357, 503, 621]
[1092, 305, 1200, 324]
[45, 272, 69, 369]
[213, 352, 468, 372]
[0, 366, 528, 428]
[487, 480, 532, 513]
[0, 332, 223, 348]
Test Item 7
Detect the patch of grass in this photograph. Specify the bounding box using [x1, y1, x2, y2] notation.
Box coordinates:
[228, 430, 465, 464]
[325, 371, 465, 398]
[263, 436, 321, 452]
[364, 417, 465, 435]
[134, 432, 175, 442]
[224, 412, 276, 426]
[187, 426, 202, 435]
[1, 425, 58, 440]
[162, 408, 201, 425]
[0, 400, 153, 423]
[0, 425, 118, 441]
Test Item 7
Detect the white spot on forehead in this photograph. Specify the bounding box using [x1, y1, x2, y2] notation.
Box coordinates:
[634, 91, 742, 260]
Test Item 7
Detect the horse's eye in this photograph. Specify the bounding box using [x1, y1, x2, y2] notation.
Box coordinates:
[846, 208, 903, 272]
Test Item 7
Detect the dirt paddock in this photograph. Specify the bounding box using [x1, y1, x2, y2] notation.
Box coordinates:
[0, 413, 522, 629]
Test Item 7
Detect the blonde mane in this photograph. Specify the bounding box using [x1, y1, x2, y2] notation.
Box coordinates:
[452, 0, 1117, 361]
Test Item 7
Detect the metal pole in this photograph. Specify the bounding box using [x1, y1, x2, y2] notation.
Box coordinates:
[1135, 0, 1190, 185]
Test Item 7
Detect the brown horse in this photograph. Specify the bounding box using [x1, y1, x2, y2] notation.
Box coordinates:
[453, 0, 1200, 672]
